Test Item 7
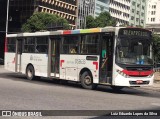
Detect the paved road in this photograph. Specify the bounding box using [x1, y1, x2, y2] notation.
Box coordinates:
[0, 68, 160, 118]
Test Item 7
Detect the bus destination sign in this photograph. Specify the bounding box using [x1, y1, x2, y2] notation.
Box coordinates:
[119, 29, 151, 37]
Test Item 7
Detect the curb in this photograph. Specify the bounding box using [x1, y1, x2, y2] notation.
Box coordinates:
[136, 83, 160, 92]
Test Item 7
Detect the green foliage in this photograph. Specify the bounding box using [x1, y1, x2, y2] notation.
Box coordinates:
[153, 34, 160, 62]
[86, 12, 116, 28]
[21, 12, 70, 32]
[86, 15, 97, 28]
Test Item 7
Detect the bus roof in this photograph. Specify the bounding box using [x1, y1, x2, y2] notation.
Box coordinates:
[6, 26, 124, 38]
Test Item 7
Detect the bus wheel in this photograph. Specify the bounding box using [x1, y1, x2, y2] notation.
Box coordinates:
[111, 86, 124, 91]
[26, 65, 35, 80]
[81, 71, 97, 90]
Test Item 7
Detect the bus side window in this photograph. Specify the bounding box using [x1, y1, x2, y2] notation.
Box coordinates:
[62, 36, 79, 54]
[80, 34, 99, 54]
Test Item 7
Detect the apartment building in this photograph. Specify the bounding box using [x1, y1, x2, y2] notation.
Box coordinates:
[109, 0, 130, 26]
[129, 0, 146, 27]
[94, 0, 110, 17]
[146, 0, 160, 24]
[145, 0, 160, 33]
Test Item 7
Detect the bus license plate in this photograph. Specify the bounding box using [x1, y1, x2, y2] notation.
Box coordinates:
[136, 80, 143, 84]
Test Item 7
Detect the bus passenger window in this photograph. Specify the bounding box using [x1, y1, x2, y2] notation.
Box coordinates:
[62, 36, 79, 54]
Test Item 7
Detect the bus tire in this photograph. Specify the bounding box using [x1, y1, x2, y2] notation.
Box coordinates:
[111, 86, 124, 91]
[81, 71, 97, 90]
[26, 65, 35, 80]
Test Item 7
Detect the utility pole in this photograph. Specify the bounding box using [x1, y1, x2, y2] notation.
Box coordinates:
[6, 0, 9, 35]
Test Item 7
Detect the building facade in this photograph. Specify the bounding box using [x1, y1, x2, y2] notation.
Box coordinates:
[145, 0, 160, 33]
[109, 0, 130, 26]
[146, 0, 160, 25]
[77, 0, 95, 29]
[94, 0, 110, 17]
[129, 0, 146, 27]
[8, 0, 78, 32]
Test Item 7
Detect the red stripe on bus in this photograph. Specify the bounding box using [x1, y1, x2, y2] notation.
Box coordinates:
[60, 60, 65, 67]
[4, 37, 8, 52]
[93, 62, 98, 70]
[63, 30, 71, 34]
[122, 70, 153, 76]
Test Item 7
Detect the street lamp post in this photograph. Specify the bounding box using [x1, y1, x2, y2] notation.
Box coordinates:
[6, 0, 10, 35]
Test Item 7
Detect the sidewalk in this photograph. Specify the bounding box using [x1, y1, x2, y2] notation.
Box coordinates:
[141, 72, 160, 91]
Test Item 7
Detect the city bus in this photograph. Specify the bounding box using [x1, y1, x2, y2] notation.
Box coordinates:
[4, 27, 154, 90]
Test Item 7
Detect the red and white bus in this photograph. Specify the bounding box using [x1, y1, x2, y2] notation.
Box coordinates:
[5, 27, 154, 90]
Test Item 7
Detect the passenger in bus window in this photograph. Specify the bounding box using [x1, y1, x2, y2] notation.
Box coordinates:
[70, 46, 77, 54]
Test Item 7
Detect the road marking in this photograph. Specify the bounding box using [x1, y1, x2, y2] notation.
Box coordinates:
[151, 103, 160, 106]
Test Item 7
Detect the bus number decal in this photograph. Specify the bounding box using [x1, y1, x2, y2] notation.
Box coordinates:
[75, 59, 86, 64]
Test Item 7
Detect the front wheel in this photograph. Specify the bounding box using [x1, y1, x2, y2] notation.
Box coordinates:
[81, 71, 97, 90]
[26, 65, 35, 80]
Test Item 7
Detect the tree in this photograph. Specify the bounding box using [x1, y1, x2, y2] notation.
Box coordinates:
[86, 11, 116, 28]
[21, 12, 70, 32]
[95, 12, 116, 27]
[86, 15, 97, 28]
[152, 34, 160, 64]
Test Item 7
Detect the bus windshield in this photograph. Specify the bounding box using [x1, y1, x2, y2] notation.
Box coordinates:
[116, 36, 153, 65]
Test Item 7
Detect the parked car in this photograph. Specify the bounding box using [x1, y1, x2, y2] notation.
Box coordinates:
[0, 58, 4, 65]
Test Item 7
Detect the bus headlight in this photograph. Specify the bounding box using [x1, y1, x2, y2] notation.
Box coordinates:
[116, 69, 130, 78]
[148, 71, 154, 78]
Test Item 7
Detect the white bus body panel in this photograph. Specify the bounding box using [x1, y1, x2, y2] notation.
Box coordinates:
[21, 54, 48, 77]
[60, 55, 99, 83]
[114, 74, 154, 86]
[112, 64, 154, 86]
[5, 53, 16, 72]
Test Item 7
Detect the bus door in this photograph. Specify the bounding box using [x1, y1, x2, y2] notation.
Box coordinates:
[15, 39, 23, 72]
[50, 38, 60, 77]
[100, 33, 114, 84]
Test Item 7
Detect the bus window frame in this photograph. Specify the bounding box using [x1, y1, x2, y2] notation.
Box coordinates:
[79, 33, 101, 55]
[61, 35, 80, 55]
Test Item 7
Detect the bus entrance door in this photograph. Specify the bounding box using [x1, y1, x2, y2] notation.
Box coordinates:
[15, 39, 22, 72]
[51, 39, 60, 77]
[100, 34, 114, 84]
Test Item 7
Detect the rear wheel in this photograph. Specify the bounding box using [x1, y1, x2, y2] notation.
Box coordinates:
[81, 71, 97, 90]
[26, 65, 35, 80]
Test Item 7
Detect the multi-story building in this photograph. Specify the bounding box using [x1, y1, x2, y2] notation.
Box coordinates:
[146, 0, 160, 25]
[145, 0, 160, 33]
[8, 0, 78, 32]
[94, 0, 110, 17]
[109, 0, 147, 27]
[77, 0, 95, 29]
[129, 0, 146, 27]
[109, 0, 130, 26]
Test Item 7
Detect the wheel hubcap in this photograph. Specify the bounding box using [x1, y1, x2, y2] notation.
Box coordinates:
[84, 76, 92, 85]
[28, 69, 32, 78]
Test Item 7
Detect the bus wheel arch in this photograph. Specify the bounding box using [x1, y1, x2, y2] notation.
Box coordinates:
[79, 68, 97, 90]
[26, 64, 35, 80]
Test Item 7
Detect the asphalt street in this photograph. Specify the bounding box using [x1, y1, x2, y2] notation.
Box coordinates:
[0, 67, 160, 119]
